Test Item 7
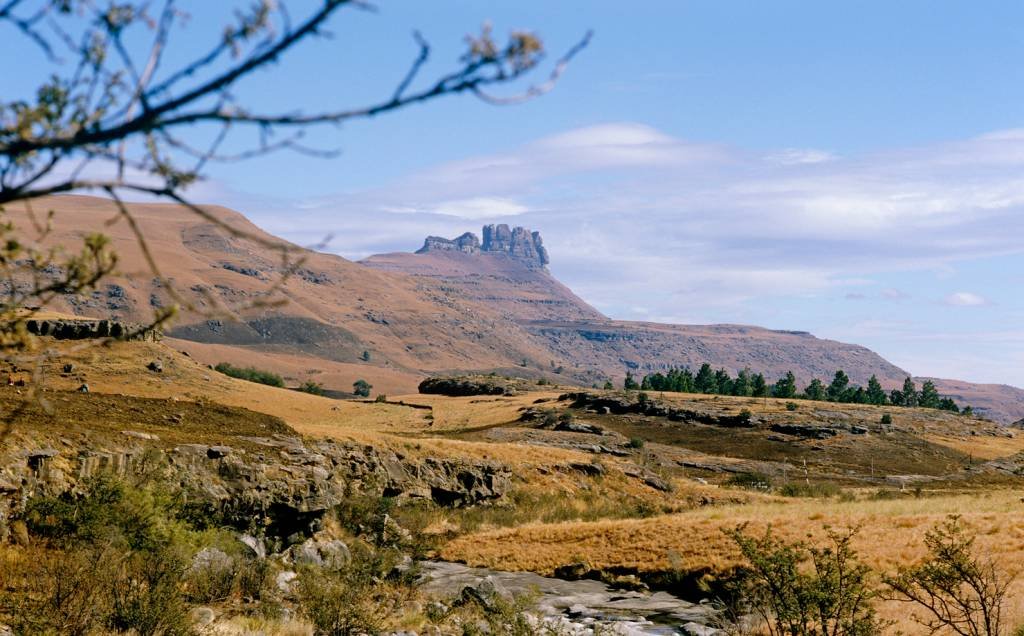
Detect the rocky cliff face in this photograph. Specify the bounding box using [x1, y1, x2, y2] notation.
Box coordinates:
[417, 224, 550, 268]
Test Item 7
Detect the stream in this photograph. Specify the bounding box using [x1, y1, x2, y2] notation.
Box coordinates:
[418, 561, 723, 635]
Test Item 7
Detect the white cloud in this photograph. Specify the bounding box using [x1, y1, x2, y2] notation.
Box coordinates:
[431, 197, 528, 219]
[943, 292, 990, 307]
[767, 148, 837, 165]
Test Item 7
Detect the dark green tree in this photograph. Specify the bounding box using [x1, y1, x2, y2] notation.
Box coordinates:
[938, 397, 960, 413]
[602, 380, 614, 391]
[866, 375, 887, 405]
[773, 371, 797, 399]
[804, 378, 827, 401]
[623, 371, 640, 391]
[695, 363, 716, 394]
[715, 368, 734, 396]
[352, 379, 372, 397]
[919, 380, 941, 409]
[902, 377, 919, 407]
[734, 368, 753, 397]
[752, 373, 769, 398]
[827, 370, 850, 402]
[889, 389, 906, 407]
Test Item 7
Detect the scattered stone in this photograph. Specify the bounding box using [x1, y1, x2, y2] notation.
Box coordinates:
[238, 533, 266, 559]
[188, 607, 216, 627]
[555, 421, 605, 435]
[290, 537, 351, 570]
[276, 570, 298, 595]
[122, 430, 159, 441]
[10, 520, 29, 546]
[769, 423, 840, 440]
[206, 445, 232, 459]
[458, 576, 514, 611]
[568, 462, 605, 477]
[191, 547, 233, 575]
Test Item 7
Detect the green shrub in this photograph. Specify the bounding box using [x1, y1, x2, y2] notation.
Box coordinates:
[14, 475, 196, 636]
[880, 413, 893, 425]
[778, 482, 842, 498]
[885, 516, 1011, 636]
[214, 362, 284, 387]
[374, 394, 388, 403]
[627, 437, 645, 449]
[353, 379, 372, 397]
[295, 541, 413, 635]
[725, 525, 885, 636]
[785, 401, 799, 411]
[298, 380, 325, 395]
[726, 472, 772, 491]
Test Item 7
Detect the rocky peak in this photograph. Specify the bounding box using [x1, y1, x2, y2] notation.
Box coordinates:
[416, 224, 550, 267]
[417, 232, 481, 255]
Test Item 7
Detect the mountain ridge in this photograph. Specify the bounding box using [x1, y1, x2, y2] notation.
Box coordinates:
[12, 195, 1023, 422]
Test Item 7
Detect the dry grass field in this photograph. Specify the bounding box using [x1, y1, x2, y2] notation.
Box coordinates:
[441, 490, 1024, 632]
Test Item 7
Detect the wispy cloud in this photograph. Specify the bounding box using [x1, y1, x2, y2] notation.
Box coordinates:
[944, 291, 990, 307]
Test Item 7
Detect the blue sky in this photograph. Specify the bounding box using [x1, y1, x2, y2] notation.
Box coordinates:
[7, 1, 1024, 386]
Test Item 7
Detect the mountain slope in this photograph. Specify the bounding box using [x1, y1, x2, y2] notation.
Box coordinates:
[10, 195, 1023, 422]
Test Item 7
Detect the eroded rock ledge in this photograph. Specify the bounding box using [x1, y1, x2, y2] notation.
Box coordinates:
[1, 432, 511, 542]
[24, 318, 160, 341]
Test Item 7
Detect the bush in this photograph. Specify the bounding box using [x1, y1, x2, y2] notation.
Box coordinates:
[627, 437, 645, 449]
[374, 394, 387, 403]
[726, 472, 773, 491]
[880, 413, 893, 425]
[214, 362, 284, 387]
[785, 401, 799, 411]
[353, 379, 372, 397]
[298, 380, 325, 395]
[11, 475, 196, 636]
[885, 516, 1011, 636]
[778, 481, 842, 498]
[296, 541, 414, 635]
[725, 525, 885, 636]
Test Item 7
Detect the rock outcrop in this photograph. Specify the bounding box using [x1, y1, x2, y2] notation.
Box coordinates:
[416, 224, 550, 268]
[482, 224, 550, 267]
[24, 318, 160, 341]
[0, 431, 512, 543]
[417, 232, 481, 255]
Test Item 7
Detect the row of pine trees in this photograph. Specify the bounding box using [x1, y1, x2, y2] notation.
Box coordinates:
[618, 365, 968, 414]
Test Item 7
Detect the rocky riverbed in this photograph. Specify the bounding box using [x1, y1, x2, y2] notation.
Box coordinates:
[418, 561, 722, 635]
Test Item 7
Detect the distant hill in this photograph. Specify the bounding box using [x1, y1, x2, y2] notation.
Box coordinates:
[12, 195, 1023, 422]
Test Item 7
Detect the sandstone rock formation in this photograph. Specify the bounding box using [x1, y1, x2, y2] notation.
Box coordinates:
[416, 224, 550, 268]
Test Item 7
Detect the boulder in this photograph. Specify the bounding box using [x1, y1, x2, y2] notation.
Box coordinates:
[290, 537, 350, 570]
